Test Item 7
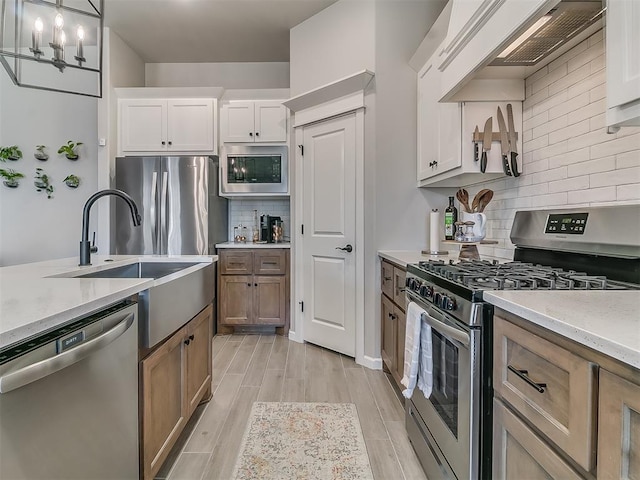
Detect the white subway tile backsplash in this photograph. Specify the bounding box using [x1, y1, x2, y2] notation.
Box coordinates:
[459, 31, 640, 260]
[617, 183, 640, 201]
[590, 134, 640, 159]
[567, 186, 616, 204]
[549, 63, 591, 96]
[567, 156, 616, 177]
[227, 198, 291, 241]
[616, 151, 640, 169]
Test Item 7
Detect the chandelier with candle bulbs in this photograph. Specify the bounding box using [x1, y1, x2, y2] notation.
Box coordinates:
[0, 0, 103, 97]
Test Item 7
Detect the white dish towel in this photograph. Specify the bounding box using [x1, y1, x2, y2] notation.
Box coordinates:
[401, 302, 426, 398]
[401, 301, 433, 399]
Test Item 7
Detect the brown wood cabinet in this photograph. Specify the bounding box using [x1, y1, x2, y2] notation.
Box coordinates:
[218, 249, 289, 334]
[380, 259, 406, 389]
[140, 305, 212, 480]
[493, 309, 640, 480]
[597, 369, 640, 479]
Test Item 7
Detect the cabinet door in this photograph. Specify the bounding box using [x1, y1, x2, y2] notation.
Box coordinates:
[167, 99, 214, 152]
[219, 250, 253, 275]
[120, 99, 167, 152]
[140, 330, 186, 480]
[253, 275, 286, 325]
[394, 306, 406, 385]
[185, 305, 213, 417]
[254, 249, 287, 275]
[393, 266, 406, 307]
[598, 369, 640, 479]
[221, 101, 255, 142]
[494, 316, 596, 471]
[381, 294, 396, 374]
[219, 275, 253, 325]
[417, 60, 462, 181]
[381, 260, 394, 299]
[254, 101, 287, 142]
[493, 399, 583, 479]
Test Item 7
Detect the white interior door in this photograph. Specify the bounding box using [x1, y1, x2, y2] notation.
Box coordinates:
[302, 113, 356, 356]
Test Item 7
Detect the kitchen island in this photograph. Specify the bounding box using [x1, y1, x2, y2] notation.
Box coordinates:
[0, 254, 216, 349]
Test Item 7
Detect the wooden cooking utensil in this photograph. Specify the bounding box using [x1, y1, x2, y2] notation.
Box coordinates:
[456, 188, 472, 213]
[471, 188, 490, 212]
[477, 189, 494, 212]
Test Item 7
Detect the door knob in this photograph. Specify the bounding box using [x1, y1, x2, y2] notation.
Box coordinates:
[336, 244, 353, 253]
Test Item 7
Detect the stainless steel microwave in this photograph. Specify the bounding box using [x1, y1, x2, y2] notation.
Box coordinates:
[220, 146, 288, 195]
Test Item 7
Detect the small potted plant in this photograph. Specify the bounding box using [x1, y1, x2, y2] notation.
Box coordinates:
[34, 145, 49, 161]
[0, 145, 23, 161]
[63, 174, 80, 188]
[0, 168, 25, 188]
[35, 167, 54, 198]
[58, 140, 83, 160]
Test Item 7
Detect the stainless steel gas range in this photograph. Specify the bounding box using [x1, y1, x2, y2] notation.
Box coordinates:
[404, 205, 640, 480]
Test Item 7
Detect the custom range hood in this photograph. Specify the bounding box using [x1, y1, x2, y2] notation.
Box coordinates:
[490, 0, 605, 66]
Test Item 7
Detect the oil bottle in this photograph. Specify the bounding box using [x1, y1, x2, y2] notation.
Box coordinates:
[444, 196, 458, 240]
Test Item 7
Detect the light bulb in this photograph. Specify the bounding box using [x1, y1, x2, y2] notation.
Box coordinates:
[34, 17, 43, 32]
[77, 26, 84, 40]
[55, 13, 64, 29]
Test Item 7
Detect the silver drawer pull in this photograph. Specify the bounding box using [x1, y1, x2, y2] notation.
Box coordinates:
[383, 276, 392, 281]
[507, 365, 547, 393]
[263, 262, 278, 265]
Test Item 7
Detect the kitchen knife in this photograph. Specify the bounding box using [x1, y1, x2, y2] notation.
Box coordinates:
[506, 103, 520, 177]
[480, 117, 492, 173]
[473, 125, 480, 162]
[496, 106, 512, 176]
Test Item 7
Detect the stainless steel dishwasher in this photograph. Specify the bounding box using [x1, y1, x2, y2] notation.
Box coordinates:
[0, 300, 139, 479]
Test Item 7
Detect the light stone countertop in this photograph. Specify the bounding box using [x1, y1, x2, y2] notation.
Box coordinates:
[216, 241, 291, 249]
[0, 254, 217, 349]
[484, 291, 640, 370]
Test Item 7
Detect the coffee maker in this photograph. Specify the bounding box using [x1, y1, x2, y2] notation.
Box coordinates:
[260, 215, 282, 243]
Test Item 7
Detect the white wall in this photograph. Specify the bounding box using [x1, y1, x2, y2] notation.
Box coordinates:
[146, 62, 290, 89]
[463, 31, 640, 260]
[0, 72, 98, 266]
[290, 0, 375, 97]
[96, 28, 145, 254]
[289, 0, 446, 362]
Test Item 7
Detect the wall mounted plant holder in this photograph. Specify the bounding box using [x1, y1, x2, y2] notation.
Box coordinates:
[34, 145, 49, 161]
[58, 141, 82, 160]
[0, 145, 23, 161]
[63, 174, 80, 188]
[0, 168, 25, 188]
[35, 167, 54, 198]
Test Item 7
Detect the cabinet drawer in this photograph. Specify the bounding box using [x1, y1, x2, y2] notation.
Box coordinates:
[219, 250, 253, 275]
[254, 250, 287, 275]
[381, 260, 394, 299]
[393, 267, 406, 308]
[494, 316, 596, 472]
[493, 399, 583, 480]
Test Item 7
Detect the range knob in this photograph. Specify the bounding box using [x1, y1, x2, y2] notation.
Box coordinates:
[442, 295, 456, 311]
[434, 292, 442, 306]
[419, 284, 430, 297]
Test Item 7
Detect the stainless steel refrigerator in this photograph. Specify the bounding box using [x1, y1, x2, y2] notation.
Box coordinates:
[112, 156, 228, 255]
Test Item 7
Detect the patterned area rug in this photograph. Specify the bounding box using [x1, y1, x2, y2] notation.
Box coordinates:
[232, 402, 374, 480]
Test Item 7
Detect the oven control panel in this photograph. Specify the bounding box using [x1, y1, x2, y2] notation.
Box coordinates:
[545, 212, 588, 234]
[405, 277, 456, 311]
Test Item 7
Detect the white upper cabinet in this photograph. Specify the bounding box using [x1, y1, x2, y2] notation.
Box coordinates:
[221, 100, 287, 143]
[606, 0, 640, 128]
[119, 98, 215, 154]
[439, 0, 559, 100]
[418, 53, 462, 182]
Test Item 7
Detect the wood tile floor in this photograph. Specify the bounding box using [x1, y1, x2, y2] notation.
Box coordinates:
[156, 334, 428, 480]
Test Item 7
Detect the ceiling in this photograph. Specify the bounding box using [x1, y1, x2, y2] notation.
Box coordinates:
[103, 0, 338, 63]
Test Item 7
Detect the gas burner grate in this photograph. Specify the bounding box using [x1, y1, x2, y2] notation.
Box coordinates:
[414, 259, 633, 291]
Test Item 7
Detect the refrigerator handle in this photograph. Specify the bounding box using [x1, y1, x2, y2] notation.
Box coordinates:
[160, 171, 168, 254]
[150, 171, 159, 254]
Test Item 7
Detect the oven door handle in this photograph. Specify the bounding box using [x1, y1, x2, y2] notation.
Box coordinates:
[421, 311, 470, 348]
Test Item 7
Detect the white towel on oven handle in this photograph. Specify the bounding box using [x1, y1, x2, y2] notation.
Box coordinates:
[417, 319, 433, 398]
[401, 301, 425, 398]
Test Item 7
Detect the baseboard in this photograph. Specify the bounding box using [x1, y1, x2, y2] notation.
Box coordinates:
[288, 330, 303, 343]
[360, 355, 382, 370]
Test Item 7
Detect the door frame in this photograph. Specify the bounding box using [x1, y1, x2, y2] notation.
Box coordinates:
[290, 106, 367, 366]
